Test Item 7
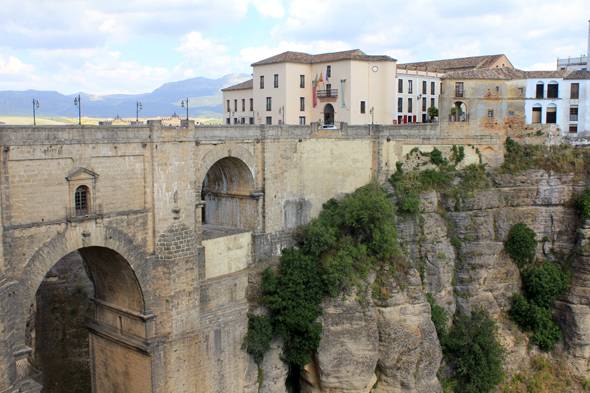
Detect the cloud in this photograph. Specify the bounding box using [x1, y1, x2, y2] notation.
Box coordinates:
[0, 55, 35, 75]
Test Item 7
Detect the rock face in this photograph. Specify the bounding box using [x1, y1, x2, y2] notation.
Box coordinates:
[243, 337, 289, 393]
[242, 169, 590, 390]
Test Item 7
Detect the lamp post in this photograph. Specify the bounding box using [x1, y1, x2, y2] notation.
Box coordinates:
[136, 101, 143, 122]
[74, 95, 81, 125]
[278, 106, 285, 124]
[181, 98, 189, 120]
[370, 107, 374, 125]
[32, 99, 39, 125]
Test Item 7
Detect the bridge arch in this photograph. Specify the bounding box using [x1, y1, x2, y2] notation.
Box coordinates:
[197, 144, 260, 231]
[16, 224, 153, 392]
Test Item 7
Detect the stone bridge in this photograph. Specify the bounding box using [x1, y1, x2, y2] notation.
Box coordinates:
[0, 121, 503, 392]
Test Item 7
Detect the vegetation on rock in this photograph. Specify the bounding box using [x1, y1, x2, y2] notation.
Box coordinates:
[244, 180, 399, 368]
[505, 223, 570, 352]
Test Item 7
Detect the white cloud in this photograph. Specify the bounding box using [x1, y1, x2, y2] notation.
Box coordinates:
[251, 0, 285, 18]
[0, 55, 35, 75]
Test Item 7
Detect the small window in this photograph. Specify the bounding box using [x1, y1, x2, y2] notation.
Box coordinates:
[360, 101, 366, 114]
[226, 100, 230, 112]
[326, 66, 331, 77]
[234, 99, 237, 112]
[509, 111, 515, 117]
[422, 81, 427, 95]
[226, 118, 230, 125]
[488, 110, 494, 117]
[398, 97, 403, 112]
[570, 125, 578, 133]
[517, 88, 524, 95]
[260, 75, 264, 89]
[266, 97, 271, 111]
[299, 116, 306, 125]
[496, 86, 499, 92]
[571, 83, 579, 99]
[532, 106, 542, 123]
[75, 186, 90, 216]
[274, 74, 279, 88]
[266, 116, 272, 125]
[249, 117, 254, 125]
[502, 63, 506, 67]
[440, 82, 443, 94]
[431, 98, 435, 109]
[234, 118, 237, 124]
[570, 107, 579, 121]
[455, 82, 463, 97]
[547, 83, 558, 98]
[398, 79, 403, 93]
[422, 97, 426, 112]
[408, 80, 413, 94]
[300, 97, 305, 111]
[431, 82, 435, 95]
[250, 98, 253, 111]
[408, 98, 413, 113]
[546, 106, 556, 123]
[242, 99, 245, 112]
[241, 118, 245, 124]
[300, 75, 305, 88]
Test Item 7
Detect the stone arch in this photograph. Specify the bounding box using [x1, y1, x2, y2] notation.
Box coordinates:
[451, 101, 467, 122]
[196, 143, 258, 195]
[20, 224, 150, 315]
[323, 103, 335, 125]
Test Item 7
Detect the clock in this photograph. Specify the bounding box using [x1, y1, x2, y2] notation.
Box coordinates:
[372, 66, 378, 72]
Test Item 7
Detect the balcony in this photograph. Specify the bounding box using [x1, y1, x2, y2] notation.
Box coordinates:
[317, 89, 338, 98]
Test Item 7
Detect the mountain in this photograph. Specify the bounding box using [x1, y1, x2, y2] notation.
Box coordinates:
[0, 73, 251, 119]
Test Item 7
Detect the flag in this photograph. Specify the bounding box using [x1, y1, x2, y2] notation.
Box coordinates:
[319, 72, 323, 84]
[313, 73, 318, 88]
[326, 68, 329, 83]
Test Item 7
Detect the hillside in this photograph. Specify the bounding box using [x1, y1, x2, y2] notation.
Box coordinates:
[0, 73, 250, 119]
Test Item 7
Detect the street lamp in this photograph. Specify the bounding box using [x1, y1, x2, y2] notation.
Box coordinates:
[136, 101, 143, 122]
[278, 106, 285, 124]
[74, 95, 81, 125]
[32, 99, 39, 125]
[181, 98, 189, 120]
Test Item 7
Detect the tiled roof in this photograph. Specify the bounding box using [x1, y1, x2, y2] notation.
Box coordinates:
[564, 70, 590, 80]
[397, 54, 508, 71]
[441, 68, 583, 80]
[251, 49, 395, 66]
[221, 79, 253, 91]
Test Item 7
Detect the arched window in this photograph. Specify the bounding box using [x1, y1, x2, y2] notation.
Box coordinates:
[546, 103, 557, 124]
[532, 104, 542, 123]
[75, 185, 90, 216]
[547, 81, 558, 98]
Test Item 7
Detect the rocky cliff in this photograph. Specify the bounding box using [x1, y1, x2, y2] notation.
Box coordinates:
[245, 167, 590, 392]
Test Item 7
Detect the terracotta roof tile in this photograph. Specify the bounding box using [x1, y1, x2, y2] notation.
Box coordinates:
[564, 70, 590, 80]
[441, 68, 579, 80]
[397, 54, 508, 71]
[221, 79, 253, 91]
[251, 49, 395, 66]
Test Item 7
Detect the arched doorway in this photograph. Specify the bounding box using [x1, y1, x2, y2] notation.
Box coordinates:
[23, 245, 148, 393]
[451, 101, 467, 122]
[324, 104, 335, 125]
[201, 157, 256, 232]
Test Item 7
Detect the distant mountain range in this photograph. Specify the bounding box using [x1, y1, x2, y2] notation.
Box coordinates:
[0, 73, 251, 119]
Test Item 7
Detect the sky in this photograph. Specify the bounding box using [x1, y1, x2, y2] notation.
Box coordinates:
[1, 0, 589, 95]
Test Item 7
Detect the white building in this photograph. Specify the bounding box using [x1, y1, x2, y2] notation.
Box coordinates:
[557, 21, 589, 71]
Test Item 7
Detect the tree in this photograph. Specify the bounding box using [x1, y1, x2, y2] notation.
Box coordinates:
[427, 106, 439, 118]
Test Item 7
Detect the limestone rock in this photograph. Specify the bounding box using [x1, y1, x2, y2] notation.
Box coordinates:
[243, 337, 289, 393]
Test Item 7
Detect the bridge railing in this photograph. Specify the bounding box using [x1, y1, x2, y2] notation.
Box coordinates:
[66, 204, 103, 221]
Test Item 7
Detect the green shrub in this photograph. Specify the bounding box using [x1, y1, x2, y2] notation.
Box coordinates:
[426, 293, 448, 347]
[521, 261, 569, 308]
[505, 223, 537, 268]
[451, 145, 465, 165]
[399, 196, 421, 216]
[508, 294, 563, 352]
[574, 188, 590, 218]
[242, 313, 273, 365]
[429, 148, 445, 166]
[445, 309, 506, 393]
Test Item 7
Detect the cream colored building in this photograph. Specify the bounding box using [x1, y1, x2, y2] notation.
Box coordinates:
[222, 49, 398, 125]
[222, 51, 515, 125]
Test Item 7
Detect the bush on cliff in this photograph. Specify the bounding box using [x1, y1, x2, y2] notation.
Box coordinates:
[245, 180, 399, 368]
[574, 188, 590, 218]
[445, 308, 506, 393]
[504, 222, 537, 268]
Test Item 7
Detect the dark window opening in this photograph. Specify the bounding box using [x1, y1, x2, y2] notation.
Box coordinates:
[570, 125, 578, 133]
[570, 107, 578, 121]
[398, 97, 403, 112]
[300, 75, 305, 88]
[360, 101, 366, 114]
[250, 98, 253, 111]
[422, 97, 426, 111]
[571, 83, 579, 99]
[422, 81, 427, 94]
[266, 116, 272, 125]
[75, 186, 90, 216]
[266, 97, 271, 111]
[326, 66, 331, 77]
[260, 76, 264, 89]
[249, 117, 254, 124]
[431, 98, 435, 109]
[300, 97, 305, 111]
[274, 74, 279, 88]
[234, 99, 237, 112]
[547, 83, 558, 98]
[408, 80, 413, 94]
[226, 100, 230, 112]
[488, 109, 494, 117]
[299, 116, 306, 125]
[546, 107, 556, 123]
[398, 79, 403, 93]
[242, 99, 245, 112]
[431, 82, 435, 95]
[408, 98, 413, 113]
